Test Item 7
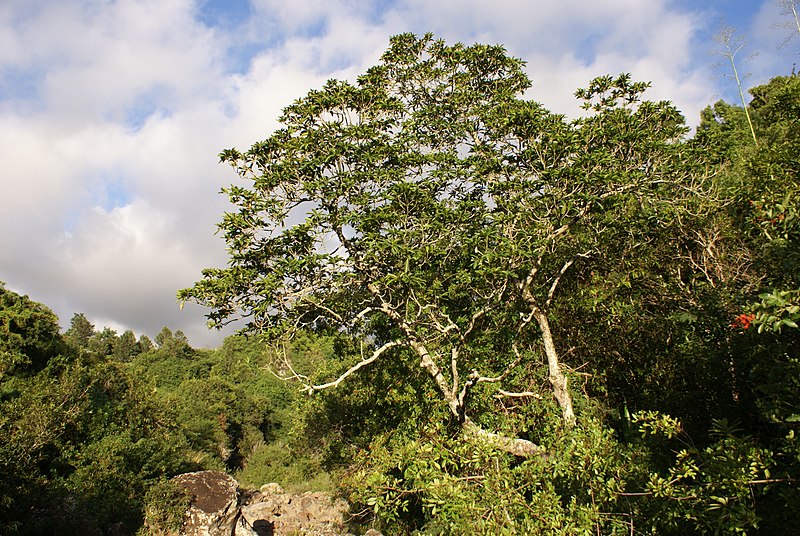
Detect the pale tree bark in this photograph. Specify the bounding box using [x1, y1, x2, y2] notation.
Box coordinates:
[714, 25, 757, 144]
[517, 256, 577, 427]
[530, 306, 576, 426]
[278, 327, 546, 457]
[462, 418, 542, 457]
[273, 223, 554, 458]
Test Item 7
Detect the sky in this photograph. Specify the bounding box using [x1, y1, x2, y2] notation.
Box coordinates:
[0, 0, 797, 348]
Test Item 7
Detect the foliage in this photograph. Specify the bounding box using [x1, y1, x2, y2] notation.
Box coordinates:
[0, 282, 67, 381]
[138, 479, 192, 536]
[165, 376, 262, 469]
[751, 288, 800, 332]
[236, 440, 334, 494]
[340, 407, 779, 535]
[0, 355, 192, 533]
[0, 288, 200, 534]
[688, 71, 800, 534]
[64, 313, 94, 351]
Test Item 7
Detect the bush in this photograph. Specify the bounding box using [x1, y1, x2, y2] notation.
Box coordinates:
[138, 479, 192, 536]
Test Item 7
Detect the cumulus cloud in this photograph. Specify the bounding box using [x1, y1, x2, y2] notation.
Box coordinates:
[0, 0, 787, 347]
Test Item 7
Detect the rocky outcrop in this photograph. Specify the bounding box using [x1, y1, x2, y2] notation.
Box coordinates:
[240, 487, 348, 536]
[164, 471, 380, 536]
[171, 471, 242, 536]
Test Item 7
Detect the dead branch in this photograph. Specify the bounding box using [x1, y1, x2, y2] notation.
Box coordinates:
[303, 340, 403, 392]
[493, 390, 544, 399]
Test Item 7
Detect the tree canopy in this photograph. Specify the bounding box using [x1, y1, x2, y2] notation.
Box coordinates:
[181, 33, 711, 456]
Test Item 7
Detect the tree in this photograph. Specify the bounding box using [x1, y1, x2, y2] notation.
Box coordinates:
[0, 288, 192, 534]
[776, 0, 800, 46]
[0, 283, 66, 381]
[181, 34, 705, 458]
[87, 326, 118, 358]
[154, 326, 174, 348]
[138, 335, 154, 353]
[1, 356, 192, 534]
[113, 329, 140, 362]
[153, 327, 192, 359]
[64, 313, 95, 351]
[688, 72, 800, 533]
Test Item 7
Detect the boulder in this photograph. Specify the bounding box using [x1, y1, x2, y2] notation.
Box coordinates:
[165, 471, 376, 536]
[171, 471, 244, 536]
[240, 490, 348, 536]
[259, 482, 284, 495]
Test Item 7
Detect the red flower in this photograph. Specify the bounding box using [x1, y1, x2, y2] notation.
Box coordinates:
[732, 313, 756, 330]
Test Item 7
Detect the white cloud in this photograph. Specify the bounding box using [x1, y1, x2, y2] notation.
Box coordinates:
[0, 0, 220, 122]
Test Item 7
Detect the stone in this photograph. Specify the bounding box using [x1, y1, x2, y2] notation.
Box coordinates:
[240, 491, 348, 536]
[259, 482, 285, 495]
[171, 470, 241, 536]
[166, 471, 357, 536]
[234, 514, 259, 536]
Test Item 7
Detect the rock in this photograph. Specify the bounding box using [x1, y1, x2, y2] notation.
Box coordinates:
[241, 490, 348, 536]
[166, 471, 356, 536]
[234, 514, 259, 536]
[171, 470, 241, 536]
[259, 482, 284, 495]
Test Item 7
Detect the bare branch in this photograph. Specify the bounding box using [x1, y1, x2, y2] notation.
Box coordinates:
[301, 298, 345, 323]
[494, 390, 544, 399]
[451, 347, 460, 395]
[775, 0, 800, 47]
[462, 418, 544, 457]
[304, 340, 403, 392]
[367, 282, 459, 416]
[714, 24, 758, 143]
[456, 343, 524, 407]
[545, 252, 592, 309]
[546, 258, 575, 308]
[269, 342, 311, 384]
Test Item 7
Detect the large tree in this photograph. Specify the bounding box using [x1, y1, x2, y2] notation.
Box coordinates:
[181, 34, 704, 457]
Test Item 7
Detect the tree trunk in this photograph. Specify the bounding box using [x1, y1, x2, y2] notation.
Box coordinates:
[531, 307, 576, 426]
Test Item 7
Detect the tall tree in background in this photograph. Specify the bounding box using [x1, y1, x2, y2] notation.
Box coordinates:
[776, 0, 800, 46]
[689, 70, 800, 533]
[64, 313, 95, 351]
[113, 329, 140, 362]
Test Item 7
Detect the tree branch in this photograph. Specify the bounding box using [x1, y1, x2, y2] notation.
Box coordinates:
[302, 340, 403, 392]
[462, 418, 544, 457]
[493, 390, 544, 399]
[456, 342, 524, 408]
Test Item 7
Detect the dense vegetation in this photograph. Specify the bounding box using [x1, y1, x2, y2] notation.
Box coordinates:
[1, 289, 357, 534]
[2, 33, 799, 534]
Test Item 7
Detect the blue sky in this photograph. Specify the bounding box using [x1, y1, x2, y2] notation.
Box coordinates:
[0, 0, 796, 347]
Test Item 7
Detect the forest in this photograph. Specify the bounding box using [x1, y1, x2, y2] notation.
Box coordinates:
[2, 33, 800, 535]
